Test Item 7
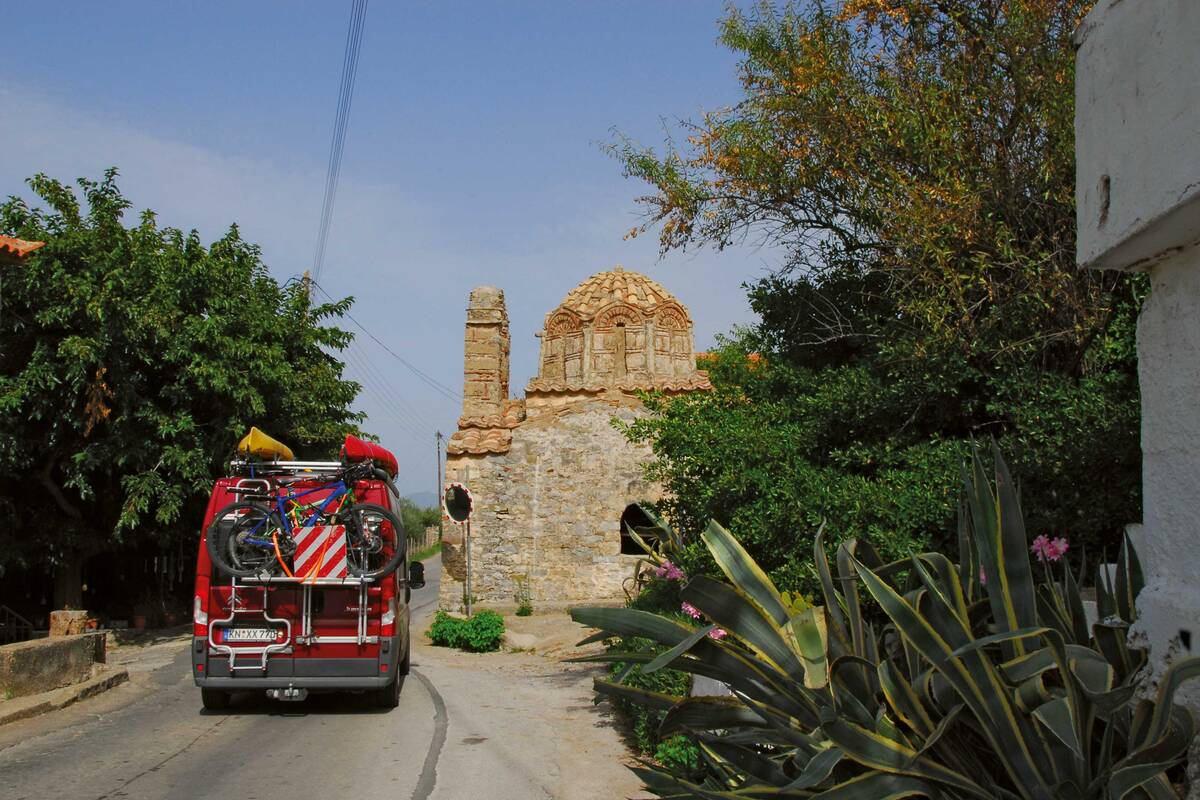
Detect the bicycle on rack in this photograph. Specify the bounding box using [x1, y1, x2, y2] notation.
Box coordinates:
[205, 460, 405, 580]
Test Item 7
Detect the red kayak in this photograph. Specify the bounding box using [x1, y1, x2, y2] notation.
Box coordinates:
[342, 434, 399, 478]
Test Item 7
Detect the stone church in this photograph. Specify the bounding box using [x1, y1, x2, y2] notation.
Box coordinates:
[439, 268, 711, 609]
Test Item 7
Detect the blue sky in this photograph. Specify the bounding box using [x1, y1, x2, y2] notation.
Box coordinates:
[2, 1, 777, 496]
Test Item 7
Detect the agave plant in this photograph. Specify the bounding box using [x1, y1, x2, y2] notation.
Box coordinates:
[571, 446, 1200, 799]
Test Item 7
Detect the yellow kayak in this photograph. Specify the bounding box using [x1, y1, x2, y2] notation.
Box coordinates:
[237, 426, 294, 461]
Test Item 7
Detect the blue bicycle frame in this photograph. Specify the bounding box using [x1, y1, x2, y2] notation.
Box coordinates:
[243, 477, 356, 549]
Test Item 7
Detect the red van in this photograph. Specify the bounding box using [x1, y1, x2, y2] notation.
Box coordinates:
[190, 451, 424, 710]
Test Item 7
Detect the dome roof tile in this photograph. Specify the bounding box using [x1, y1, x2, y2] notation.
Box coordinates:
[553, 266, 683, 321]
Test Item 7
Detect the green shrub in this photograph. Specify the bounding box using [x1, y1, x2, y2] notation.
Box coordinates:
[572, 447, 1200, 798]
[427, 611, 465, 648]
[515, 603, 533, 617]
[427, 609, 505, 653]
[462, 610, 504, 652]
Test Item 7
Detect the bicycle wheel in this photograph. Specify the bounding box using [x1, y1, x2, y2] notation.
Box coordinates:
[339, 503, 405, 579]
[206, 502, 288, 578]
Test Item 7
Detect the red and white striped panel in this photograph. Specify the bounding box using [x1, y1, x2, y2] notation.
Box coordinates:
[292, 525, 348, 579]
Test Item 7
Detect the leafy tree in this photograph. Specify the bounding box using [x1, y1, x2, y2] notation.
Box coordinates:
[397, 497, 441, 542]
[615, 0, 1141, 588]
[0, 170, 363, 606]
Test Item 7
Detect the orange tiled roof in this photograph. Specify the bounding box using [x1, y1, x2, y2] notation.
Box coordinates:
[553, 266, 682, 321]
[446, 427, 513, 456]
[524, 373, 713, 395]
[0, 235, 45, 260]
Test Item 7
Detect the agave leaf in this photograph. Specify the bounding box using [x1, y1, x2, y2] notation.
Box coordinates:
[904, 703, 964, 767]
[1135, 655, 1200, 751]
[592, 678, 680, 711]
[1061, 563, 1091, 645]
[818, 713, 991, 798]
[644, 624, 716, 674]
[1096, 557, 1116, 621]
[1093, 621, 1135, 679]
[1032, 697, 1083, 760]
[701, 520, 789, 626]
[658, 695, 766, 735]
[682, 575, 806, 681]
[990, 444, 1039, 657]
[781, 745, 844, 790]
[837, 541, 869, 659]
[700, 737, 791, 786]
[791, 605, 830, 689]
[878, 661, 936, 738]
[851, 557, 1057, 793]
[571, 606, 700, 647]
[811, 771, 939, 799]
[1107, 761, 1179, 800]
[815, 526, 851, 650]
[1114, 530, 1145, 625]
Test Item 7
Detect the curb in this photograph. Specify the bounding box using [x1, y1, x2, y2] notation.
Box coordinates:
[0, 667, 130, 727]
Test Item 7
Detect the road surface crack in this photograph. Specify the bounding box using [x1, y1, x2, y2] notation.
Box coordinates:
[410, 669, 448, 800]
[92, 715, 230, 799]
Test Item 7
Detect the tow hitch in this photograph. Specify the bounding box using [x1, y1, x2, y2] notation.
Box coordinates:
[267, 685, 308, 702]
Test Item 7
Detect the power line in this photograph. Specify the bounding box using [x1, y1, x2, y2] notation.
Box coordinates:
[345, 339, 436, 432]
[312, 0, 369, 284]
[341, 343, 434, 441]
[312, 280, 462, 402]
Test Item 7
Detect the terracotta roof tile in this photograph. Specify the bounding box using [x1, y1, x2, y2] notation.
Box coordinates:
[0, 235, 45, 260]
[554, 266, 680, 321]
[524, 373, 712, 394]
[446, 427, 512, 456]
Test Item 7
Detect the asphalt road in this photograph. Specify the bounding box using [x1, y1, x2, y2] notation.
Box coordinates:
[0, 557, 644, 800]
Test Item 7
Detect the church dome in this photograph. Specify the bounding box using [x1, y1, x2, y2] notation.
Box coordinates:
[554, 266, 686, 322]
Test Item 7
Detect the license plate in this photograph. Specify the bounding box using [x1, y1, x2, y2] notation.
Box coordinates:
[223, 627, 278, 642]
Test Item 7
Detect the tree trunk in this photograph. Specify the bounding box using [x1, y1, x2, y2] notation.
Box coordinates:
[53, 551, 84, 610]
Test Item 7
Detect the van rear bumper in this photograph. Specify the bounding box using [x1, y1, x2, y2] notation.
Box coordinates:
[192, 635, 400, 690]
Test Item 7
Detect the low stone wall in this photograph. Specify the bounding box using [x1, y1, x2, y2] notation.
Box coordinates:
[0, 633, 105, 700]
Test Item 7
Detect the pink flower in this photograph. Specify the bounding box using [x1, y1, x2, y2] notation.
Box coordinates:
[1031, 535, 1070, 563]
[680, 602, 702, 620]
[653, 560, 685, 581]
[708, 627, 728, 641]
[979, 566, 987, 586]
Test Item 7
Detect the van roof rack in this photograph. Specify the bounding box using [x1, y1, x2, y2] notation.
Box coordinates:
[228, 459, 346, 476]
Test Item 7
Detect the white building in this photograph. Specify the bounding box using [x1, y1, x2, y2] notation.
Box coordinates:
[1075, 0, 1200, 700]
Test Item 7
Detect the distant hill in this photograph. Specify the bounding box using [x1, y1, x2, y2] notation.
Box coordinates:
[404, 491, 439, 510]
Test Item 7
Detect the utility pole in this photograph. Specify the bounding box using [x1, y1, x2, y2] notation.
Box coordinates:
[435, 431, 444, 540]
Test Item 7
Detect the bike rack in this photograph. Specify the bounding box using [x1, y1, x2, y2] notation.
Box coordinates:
[207, 580, 293, 672]
[208, 575, 379, 671]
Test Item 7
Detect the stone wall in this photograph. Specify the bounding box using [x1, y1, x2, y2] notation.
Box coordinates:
[0, 633, 105, 699]
[440, 400, 658, 609]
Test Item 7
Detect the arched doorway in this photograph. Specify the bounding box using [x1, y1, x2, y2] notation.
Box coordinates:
[619, 503, 658, 555]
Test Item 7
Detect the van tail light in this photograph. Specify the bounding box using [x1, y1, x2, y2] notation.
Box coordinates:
[193, 574, 210, 636]
[381, 597, 396, 636]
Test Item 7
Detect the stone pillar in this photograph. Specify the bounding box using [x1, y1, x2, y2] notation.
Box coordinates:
[1075, 0, 1200, 703]
[461, 287, 509, 420]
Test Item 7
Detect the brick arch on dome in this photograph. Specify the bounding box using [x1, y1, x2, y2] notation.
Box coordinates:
[544, 308, 582, 336]
[653, 302, 691, 332]
[593, 303, 643, 330]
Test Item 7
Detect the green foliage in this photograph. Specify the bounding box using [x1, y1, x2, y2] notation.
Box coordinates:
[0, 170, 362, 595]
[397, 498, 440, 541]
[613, 0, 1141, 582]
[571, 448, 1198, 797]
[427, 611, 465, 648]
[427, 609, 505, 653]
[515, 604, 533, 617]
[604, 633, 694, 765]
